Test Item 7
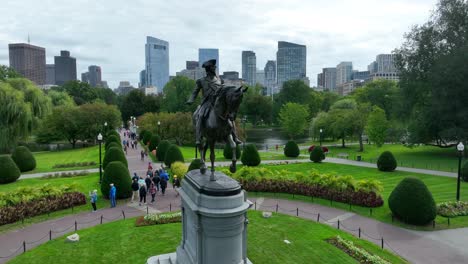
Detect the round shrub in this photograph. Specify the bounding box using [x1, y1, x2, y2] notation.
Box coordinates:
[106, 130, 120, 139]
[171, 161, 188, 182]
[142, 131, 153, 146]
[0, 155, 21, 184]
[188, 159, 203, 171]
[149, 135, 161, 152]
[310, 146, 325, 163]
[105, 142, 121, 151]
[103, 146, 127, 169]
[388, 177, 436, 225]
[284, 141, 300, 158]
[105, 135, 121, 149]
[377, 151, 397, 172]
[11, 146, 36, 172]
[100, 161, 132, 199]
[241, 144, 261, 166]
[156, 140, 171, 161]
[139, 129, 148, 141]
[462, 161, 468, 182]
[223, 144, 241, 159]
[164, 145, 185, 167]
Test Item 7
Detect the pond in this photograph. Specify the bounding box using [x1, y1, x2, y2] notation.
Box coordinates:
[245, 128, 310, 149]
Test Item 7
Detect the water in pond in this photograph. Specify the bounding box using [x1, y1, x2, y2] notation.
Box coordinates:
[245, 128, 310, 149]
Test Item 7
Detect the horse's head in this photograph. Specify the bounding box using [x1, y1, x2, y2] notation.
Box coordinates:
[226, 86, 248, 114]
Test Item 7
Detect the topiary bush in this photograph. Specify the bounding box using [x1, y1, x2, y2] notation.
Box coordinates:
[106, 130, 120, 139]
[388, 177, 436, 225]
[100, 161, 132, 199]
[11, 146, 36, 172]
[103, 146, 127, 169]
[171, 161, 188, 182]
[164, 145, 185, 167]
[310, 146, 325, 163]
[139, 129, 148, 141]
[142, 131, 153, 146]
[223, 144, 241, 159]
[149, 135, 161, 152]
[377, 151, 397, 172]
[156, 140, 171, 161]
[241, 144, 261, 166]
[105, 142, 121, 151]
[0, 155, 21, 184]
[284, 141, 300, 158]
[105, 135, 121, 149]
[462, 161, 468, 182]
[188, 159, 203, 171]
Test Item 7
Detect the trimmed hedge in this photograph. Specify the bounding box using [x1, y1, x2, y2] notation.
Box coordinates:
[105, 135, 121, 149]
[100, 161, 132, 199]
[310, 145, 325, 163]
[149, 135, 161, 152]
[188, 159, 203, 171]
[105, 142, 121, 151]
[171, 161, 188, 182]
[103, 147, 127, 169]
[156, 140, 171, 161]
[284, 141, 300, 158]
[388, 177, 436, 225]
[11, 146, 36, 172]
[241, 144, 261, 166]
[142, 131, 153, 146]
[164, 145, 185, 167]
[223, 143, 241, 159]
[462, 161, 468, 182]
[106, 130, 120, 139]
[0, 155, 21, 184]
[377, 151, 397, 172]
[139, 129, 148, 140]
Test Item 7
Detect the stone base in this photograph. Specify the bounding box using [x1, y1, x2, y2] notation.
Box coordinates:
[147, 252, 253, 264]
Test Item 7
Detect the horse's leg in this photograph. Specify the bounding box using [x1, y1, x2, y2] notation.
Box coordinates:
[228, 135, 237, 173]
[199, 138, 207, 174]
[209, 140, 216, 181]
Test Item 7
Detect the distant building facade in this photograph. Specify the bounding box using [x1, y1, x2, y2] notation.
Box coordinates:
[264, 60, 277, 95]
[339, 80, 366, 96]
[54, 50, 76, 86]
[8, 43, 46, 85]
[46, 64, 55, 85]
[256, 69, 265, 86]
[115, 81, 135, 95]
[336, 62, 353, 87]
[222, 71, 239, 80]
[139, 70, 146, 88]
[186, 61, 199, 70]
[87, 65, 102, 87]
[369, 54, 399, 82]
[276, 41, 306, 89]
[241, 51, 256, 86]
[317, 73, 323, 88]
[176, 67, 205, 80]
[352, 71, 370, 81]
[145, 36, 169, 93]
[81, 72, 89, 83]
[322, 67, 337, 92]
[198, 48, 219, 74]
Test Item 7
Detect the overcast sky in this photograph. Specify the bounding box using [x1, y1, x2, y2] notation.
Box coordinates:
[0, 0, 438, 88]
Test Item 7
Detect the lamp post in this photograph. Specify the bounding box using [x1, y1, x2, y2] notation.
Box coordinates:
[158, 121, 161, 136]
[457, 142, 465, 201]
[319, 129, 323, 147]
[104, 121, 107, 135]
[97, 133, 103, 184]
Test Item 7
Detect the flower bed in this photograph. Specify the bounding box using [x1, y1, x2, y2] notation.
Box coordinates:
[327, 236, 391, 264]
[0, 184, 86, 225]
[42, 171, 90, 179]
[223, 167, 384, 208]
[135, 212, 182, 227]
[437, 201, 468, 217]
[53, 161, 96, 168]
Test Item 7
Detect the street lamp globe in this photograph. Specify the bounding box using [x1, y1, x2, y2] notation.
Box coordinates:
[320, 129, 323, 133]
[104, 122, 107, 127]
[97, 133, 103, 141]
[457, 142, 465, 152]
[158, 121, 161, 126]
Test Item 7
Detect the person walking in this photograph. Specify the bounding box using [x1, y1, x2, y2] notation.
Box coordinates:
[140, 150, 144, 161]
[173, 175, 181, 197]
[134, 140, 138, 150]
[131, 179, 139, 202]
[152, 171, 160, 192]
[89, 190, 98, 212]
[160, 170, 169, 196]
[109, 183, 116, 208]
[132, 172, 139, 182]
[145, 175, 152, 192]
[149, 182, 157, 203]
[148, 162, 153, 171]
[139, 183, 147, 206]
[124, 145, 128, 155]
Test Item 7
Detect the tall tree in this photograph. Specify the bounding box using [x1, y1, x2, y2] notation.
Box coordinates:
[56, 80, 98, 105]
[47, 90, 75, 107]
[278, 103, 309, 139]
[352, 79, 401, 119]
[0, 65, 21, 81]
[239, 84, 273, 126]
[366, 106, 389, 147]
[162, 76, 198, 113]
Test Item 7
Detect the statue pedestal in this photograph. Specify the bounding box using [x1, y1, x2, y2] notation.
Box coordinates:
[147, 170, 253, 264]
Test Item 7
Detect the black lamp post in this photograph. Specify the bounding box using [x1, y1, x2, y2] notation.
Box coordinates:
[158, 121, 161, 136]
[320, 129, 323, 147]
[97, 133, 103, 184]
[242, 116, 247, 149]
[104, 121, 107, 135]
[457, 142, 465, 201]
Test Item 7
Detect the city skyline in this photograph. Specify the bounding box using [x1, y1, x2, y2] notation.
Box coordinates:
[0, 0, 437, 88]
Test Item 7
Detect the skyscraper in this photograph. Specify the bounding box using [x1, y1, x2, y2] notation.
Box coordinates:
[87, 65, 102, 87]
[264, 60, 277, 95]
[81, 72, 89, 83]
[276, 41, 307, 89]
[336, 62, 353, 87]
[322, 67, 337, 92]
[54, 50, 77, 85]
[369, 54, 399, 82]
[46, 64, 55, 85]
[145, 36, 169, 93]
[242, 51, 256, 86]
[198, 48, 219, 74]
[8, 43, 46, 85]
[186, 61, 199, 70]
[139, 70, 146, 88]
[256, 69, 265, 87]
[317, 73, 323, 88]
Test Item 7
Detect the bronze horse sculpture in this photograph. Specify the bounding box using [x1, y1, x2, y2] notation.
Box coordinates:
[195, 85, 248, 179]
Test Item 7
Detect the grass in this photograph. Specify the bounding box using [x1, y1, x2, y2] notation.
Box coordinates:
[259, 162, 468, 230]
[28, 146, 101, 174]
[8, 211, 406, 264]
[178, 146, 292, 162]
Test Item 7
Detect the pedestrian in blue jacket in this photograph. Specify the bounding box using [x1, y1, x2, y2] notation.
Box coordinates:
[109, 183, 117, 208]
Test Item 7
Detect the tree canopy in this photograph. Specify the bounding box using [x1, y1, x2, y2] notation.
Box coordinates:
[278, 102, 309, 139]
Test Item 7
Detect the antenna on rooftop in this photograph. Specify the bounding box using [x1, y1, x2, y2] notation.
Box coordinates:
[27, 34, 30, 44]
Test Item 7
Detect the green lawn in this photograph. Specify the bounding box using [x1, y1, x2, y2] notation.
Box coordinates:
[8, 211, 406, 264]
[28, 146, 101, 174]
[260, 162, 468, 230]
[178, 146, 294, 162]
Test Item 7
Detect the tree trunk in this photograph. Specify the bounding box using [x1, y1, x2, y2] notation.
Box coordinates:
[341, 137, 345, 148]
[359, 133, 364, 152]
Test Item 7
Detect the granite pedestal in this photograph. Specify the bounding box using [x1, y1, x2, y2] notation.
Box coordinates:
[147, 170, 253, 264]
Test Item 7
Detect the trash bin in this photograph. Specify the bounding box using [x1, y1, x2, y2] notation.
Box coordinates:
[356, 155, 362, 161]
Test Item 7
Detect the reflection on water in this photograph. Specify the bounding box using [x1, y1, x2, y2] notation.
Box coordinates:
[245, 128, 310, 149]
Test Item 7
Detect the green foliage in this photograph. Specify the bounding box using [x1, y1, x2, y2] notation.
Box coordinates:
[223, 144, 241, 159]
[171, 161, 188, 182]
[0, 155, 21, 184]
[105, 142, 121, 151]
[278, 102, 309, 139]
[118, 89, 162, 123]
[47, 90, 75, 107]
[0, 65, 21, 81]
[100, 161, 132, 199]
[164, 145, 185, 167]
[105, 135, 121, 149]
[355, 179, 384, 194]
[284, 140, 300, 158]
[239, 84, 273, 126]
[106, 130, 120, 139]
[156, 140, 171, 161]
[352, 79, 401, 119]
[188, 159, 203, 171]
[241, 144, 261, 166]
[366, 106, 389, 147]
[56, 80, 98, 105]
[463, 161, 468, 182]
[149, 135, 161, 151]
[388, 177, 436, 225]
[162, 76, 199, 113]
[139, 130, 148, 141]
[103, 147, 127, 169]
[274, 80, 323, 121]
[137, 112, 194, 145]
[377, 151, 397, 172]
[310, 146, 325, 163]
[11, 146, 36, 172]
[437, 201, 468, 217]
[142, 131, 152, 146]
